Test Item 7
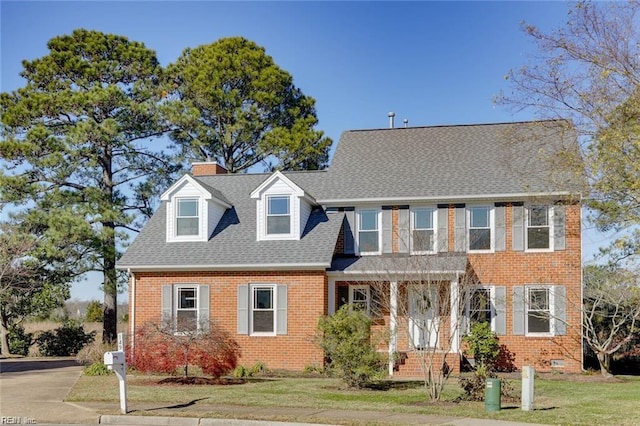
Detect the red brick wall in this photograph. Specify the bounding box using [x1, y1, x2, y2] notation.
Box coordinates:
[464, 202, 583, 373]
[130, 270, 327, 370]
[192, 162, 227, 176]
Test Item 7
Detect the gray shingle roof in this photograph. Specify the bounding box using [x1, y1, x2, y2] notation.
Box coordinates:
[330, 253, 468, 277]
[119, 120, 583, 270]
[318, 120, 583, 201]
[118, 172, 343, 270]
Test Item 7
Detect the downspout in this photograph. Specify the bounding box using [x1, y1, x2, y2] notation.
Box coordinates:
[129, 269, 136, 359]
[580, 199, 585, 372]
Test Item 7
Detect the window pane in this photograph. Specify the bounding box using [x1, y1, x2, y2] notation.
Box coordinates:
[253, 311, 274, 332]
[254, 288, 273, 309]
[360, 210, 378, 230]
[413, 229, 434, 251]
[177, 311, 197, 331]
[527, 227, 550, 249]
[178, 199, 198, 217]
[352, 288, 368, 302]
[177, 217, 199, 236]
[179, 289, 196, 309]
[415, 209, 433, 229]
[267, 216, 290, 234]
[528, 312, 550, 333]
[470, 207, 489, 228]
[268, 196, 289, 215]
[469, 229, 491, 250]
[529, 206, 548, 227]
[359, 230, 379, 252]
[529, 289, 549, 310]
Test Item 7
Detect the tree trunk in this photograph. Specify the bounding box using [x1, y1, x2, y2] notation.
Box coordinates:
[0, 315, 11, 356]
[596, 351, 613, 377]
[102, 227, 118, 344]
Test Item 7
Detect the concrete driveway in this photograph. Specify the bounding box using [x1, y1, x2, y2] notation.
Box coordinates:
[0, 357, 100, 424]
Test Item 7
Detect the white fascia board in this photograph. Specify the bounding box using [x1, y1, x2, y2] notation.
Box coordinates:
[326, 270, 464, 279]
[318, 191, 576, 206]
[161, 175, 212, 201]
[116, 262, 330, 272]
[250, 171, 314, 202]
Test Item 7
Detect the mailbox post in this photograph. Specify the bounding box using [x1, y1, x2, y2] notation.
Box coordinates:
[103, 350, 128, 414]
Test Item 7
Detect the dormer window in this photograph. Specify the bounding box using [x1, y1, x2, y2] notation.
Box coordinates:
[267, 196, 291, 235]
[176, 199, 199, 236]
[251, 171, 317, 241]
[161, 174, 232, 243]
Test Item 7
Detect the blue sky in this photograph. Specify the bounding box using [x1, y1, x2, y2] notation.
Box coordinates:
[1, 1, 608, 301]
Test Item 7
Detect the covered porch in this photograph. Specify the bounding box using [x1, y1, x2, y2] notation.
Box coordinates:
[328, 254, 470, 377]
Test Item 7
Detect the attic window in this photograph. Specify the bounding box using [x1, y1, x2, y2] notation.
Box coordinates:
[267, 196, 291, 235]
[176, 199, 199, 236]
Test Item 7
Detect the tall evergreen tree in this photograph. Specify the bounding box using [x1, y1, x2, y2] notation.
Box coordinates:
[165, 36, 332, 173]
[0, 29, 179, 342]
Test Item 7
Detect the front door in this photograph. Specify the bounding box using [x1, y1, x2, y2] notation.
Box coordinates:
[408, 285, 438, 349]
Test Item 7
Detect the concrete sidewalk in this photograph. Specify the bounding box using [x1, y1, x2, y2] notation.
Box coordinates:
[0, 357, 545, 426]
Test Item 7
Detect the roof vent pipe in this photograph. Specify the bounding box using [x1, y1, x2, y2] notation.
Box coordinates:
[403, 119, 408, 128]
[388, 112, 395, 128]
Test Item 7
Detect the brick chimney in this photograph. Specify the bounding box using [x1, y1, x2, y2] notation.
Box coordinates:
[192, 161, 227, 176]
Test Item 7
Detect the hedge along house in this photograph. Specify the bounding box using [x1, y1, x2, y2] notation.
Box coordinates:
[118, 119, 585, 376]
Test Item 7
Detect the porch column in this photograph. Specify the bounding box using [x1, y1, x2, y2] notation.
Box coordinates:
[388, 280, 398, 376]
[450, 277, 460, 353]
[328, 278, 337, 315]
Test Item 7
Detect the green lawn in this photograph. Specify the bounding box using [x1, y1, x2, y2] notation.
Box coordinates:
[67, 373, 640, 425]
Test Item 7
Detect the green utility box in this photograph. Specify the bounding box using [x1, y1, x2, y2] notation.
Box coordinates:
[485, 378, 501, 412]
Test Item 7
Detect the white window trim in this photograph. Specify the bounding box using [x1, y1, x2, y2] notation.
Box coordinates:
[349, 285, 371, 315]
[525, 205, 554, 253]
[265, 194, 293, 238]
[174, 285, 200, 334]
[250, 284, 277, 336]
[525, 285, 555, 337]
[467, 205, 494, 253]
[466, 286, 496, 333]
[172, 197, 204, 242]
[410, 206, 437, 255]
[259, 194, 296, 241]
[356, 208, 382, 255]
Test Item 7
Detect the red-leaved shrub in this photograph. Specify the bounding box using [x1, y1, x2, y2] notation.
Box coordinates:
[128, 322, 240, 377]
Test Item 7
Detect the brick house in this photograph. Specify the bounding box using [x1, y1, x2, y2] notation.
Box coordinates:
[118, 119, 584, 376]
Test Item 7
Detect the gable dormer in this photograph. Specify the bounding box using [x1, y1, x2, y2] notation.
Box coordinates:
[250, 171, 316, 241]
[161, 174, 231, 242]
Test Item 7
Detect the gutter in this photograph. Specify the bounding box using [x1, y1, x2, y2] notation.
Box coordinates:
[317, 191, 576, 206]
[116, 262, 331, 272]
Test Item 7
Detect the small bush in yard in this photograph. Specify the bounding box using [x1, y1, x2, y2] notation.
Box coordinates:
[317, 305, 386, 388]
[129, 321, 240, 378]
[8, 325, 33, 356]
[459, 321, 513, 401]
[84, 361, 113, 376]
[36, 320, 96, 356]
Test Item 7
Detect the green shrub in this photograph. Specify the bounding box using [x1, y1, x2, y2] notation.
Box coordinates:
[36, 320, 96, 356]
[459, 322, 512, 401]
[232, 365, 249, 378]
[84, 361, 113, 376]
[317, 305, 386, 388]
[85, 300, 104, 322]
[8, 325, 33, 356]
[462, 321, 500, 369]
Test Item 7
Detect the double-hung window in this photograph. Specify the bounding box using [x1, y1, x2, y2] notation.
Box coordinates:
[175, 286, 198, 332]
[252, 285, 276, 334]
[266, 196, 291, 235]
[176, 199, 199, 236]
[468, 206, 492, 251]
[526, 206, 552, 250]
[527, 287, 552, 334]
[468, 288, 492, 329]
[357, 209, 380, 254]
[412, 208, 435, 253]
[350, 285, 371, 313]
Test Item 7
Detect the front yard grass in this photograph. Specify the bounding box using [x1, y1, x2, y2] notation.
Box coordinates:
[67, 372, 640, 425]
